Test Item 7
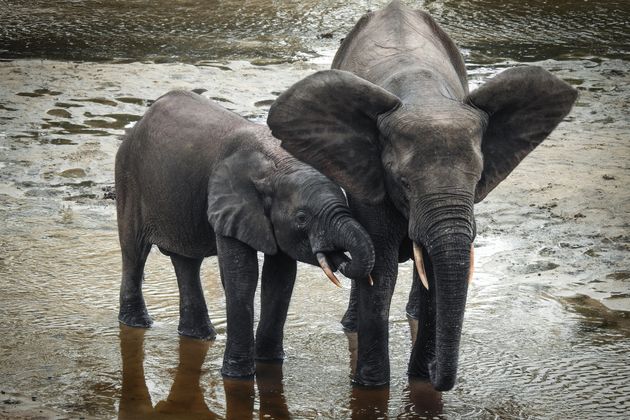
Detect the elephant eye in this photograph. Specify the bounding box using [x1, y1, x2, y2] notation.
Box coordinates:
[295, 210, 310, 227]
[400, 177, 411, 191]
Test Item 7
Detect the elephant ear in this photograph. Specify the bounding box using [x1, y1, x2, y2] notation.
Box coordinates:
[467, 66, 578, 202]
[207, 150, 278, 255]
[268, 69, 401, 203]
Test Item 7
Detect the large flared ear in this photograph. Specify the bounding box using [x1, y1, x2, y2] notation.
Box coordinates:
[207, 150, 278, 255]
[267, 69, 402, 203]
[467, 66, 578, 202]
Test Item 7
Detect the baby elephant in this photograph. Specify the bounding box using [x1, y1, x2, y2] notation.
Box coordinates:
[115, 90, 375, 377]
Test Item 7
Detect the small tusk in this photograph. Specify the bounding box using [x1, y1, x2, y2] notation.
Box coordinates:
[413, 242, 429, 290]
[468, 244, 475, 285]
[368, 274, 374, 286]
[316, 252, 342, 288]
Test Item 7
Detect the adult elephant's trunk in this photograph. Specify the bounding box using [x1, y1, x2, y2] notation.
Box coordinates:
[408, 192, 474, 391]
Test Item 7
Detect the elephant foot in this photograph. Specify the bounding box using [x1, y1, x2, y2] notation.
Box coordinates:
[118, 308, 153, 328]
[407, 355, 433, 385]
[255, 347, 285, 362]
[178, 322, 217, 341]
[222, 357, 255, 379]
[255, 336, 285, 361]
[352, 375, 390, 388]
[352, 359, 390, 387]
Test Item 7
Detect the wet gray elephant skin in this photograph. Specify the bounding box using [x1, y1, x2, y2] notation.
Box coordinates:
[115, 90, 375, 378]
[267, 0, 577, 390]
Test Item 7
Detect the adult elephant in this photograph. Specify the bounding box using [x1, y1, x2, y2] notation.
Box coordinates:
[116, 90, 375, 378]
[267, 0, 577, 390]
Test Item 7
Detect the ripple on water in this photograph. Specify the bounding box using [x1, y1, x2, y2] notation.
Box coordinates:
[2, 0, 628, 63]
[459, 282, 630, 418]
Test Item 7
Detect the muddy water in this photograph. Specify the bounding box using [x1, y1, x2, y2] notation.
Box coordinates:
[1, 0, 629, 418]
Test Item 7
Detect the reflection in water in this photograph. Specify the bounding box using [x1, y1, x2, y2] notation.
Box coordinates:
[255, 362, 290, 420]
[118, 323, 443, 419]
[222, 379, 254, 420]
[119, 325, 217, 419]
[118, 325, 290, 419]
[346, 328, 443, 419]
[349, 386, 390, 420]
[402, 380, 444, 418]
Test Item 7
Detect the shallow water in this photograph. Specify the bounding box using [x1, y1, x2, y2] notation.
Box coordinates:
[1, 0, 629, 418]
[2, 0, 629, 63]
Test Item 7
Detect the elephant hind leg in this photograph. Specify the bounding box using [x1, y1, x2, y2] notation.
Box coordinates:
[118, 236, 153, 328]
[170, 254, 216, 340]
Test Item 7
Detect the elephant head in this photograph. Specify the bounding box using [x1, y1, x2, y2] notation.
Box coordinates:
[207, 146, 375, 284]
[267, 66, 577, 390]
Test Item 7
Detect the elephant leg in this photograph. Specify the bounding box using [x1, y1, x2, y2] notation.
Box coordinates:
[349, 198, 406, 386]
[341, 280, 359, 332]
[255, 252, 297, 361]
[406, 270, 422, 346]
[118, 237, 152, 328]
[407, 256, 437, 380]
[170, 254, 216, 340]
[406, 269, 422, 320]
[354, 253, 398, 386]
[216, 235, 259, 377]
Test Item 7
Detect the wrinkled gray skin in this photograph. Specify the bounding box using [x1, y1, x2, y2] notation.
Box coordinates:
[268, 0, 577, 390]
[115, 90, 375, 377]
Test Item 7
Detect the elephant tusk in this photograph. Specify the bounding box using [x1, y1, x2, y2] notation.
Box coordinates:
[316, 252, 342, 288]
[368, 274, 374, 286]
[468, 244, 475, 285]
[413, 242, 429, 290]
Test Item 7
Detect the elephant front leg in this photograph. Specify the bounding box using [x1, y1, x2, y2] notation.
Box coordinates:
[408, 258, 436, 381]
[170, 254, 216, 340]
[349, 198, 405, 387]
[255, 252, 297, 361]
[354, 258, 398, 386]
[406, 270, 423, 346]
[216, 235, 259, 378]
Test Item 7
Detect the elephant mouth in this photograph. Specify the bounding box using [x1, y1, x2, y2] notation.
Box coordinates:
[315, 251, 374, 287]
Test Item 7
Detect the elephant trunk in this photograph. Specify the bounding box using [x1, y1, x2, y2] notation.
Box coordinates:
[334, 217, 375, 280]
[312, 212, 375, 282]
[409, 192, 474, 391]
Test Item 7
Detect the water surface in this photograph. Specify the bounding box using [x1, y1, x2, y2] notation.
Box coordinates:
[1, 0, 629, 418]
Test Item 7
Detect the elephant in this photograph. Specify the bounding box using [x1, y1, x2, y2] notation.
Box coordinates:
[267, 0, 577, 390]
[115, 90, 375, 378]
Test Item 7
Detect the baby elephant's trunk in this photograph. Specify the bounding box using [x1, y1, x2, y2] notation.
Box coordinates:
[313, 215, 375, 285]
[335, 218, 375, 281]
